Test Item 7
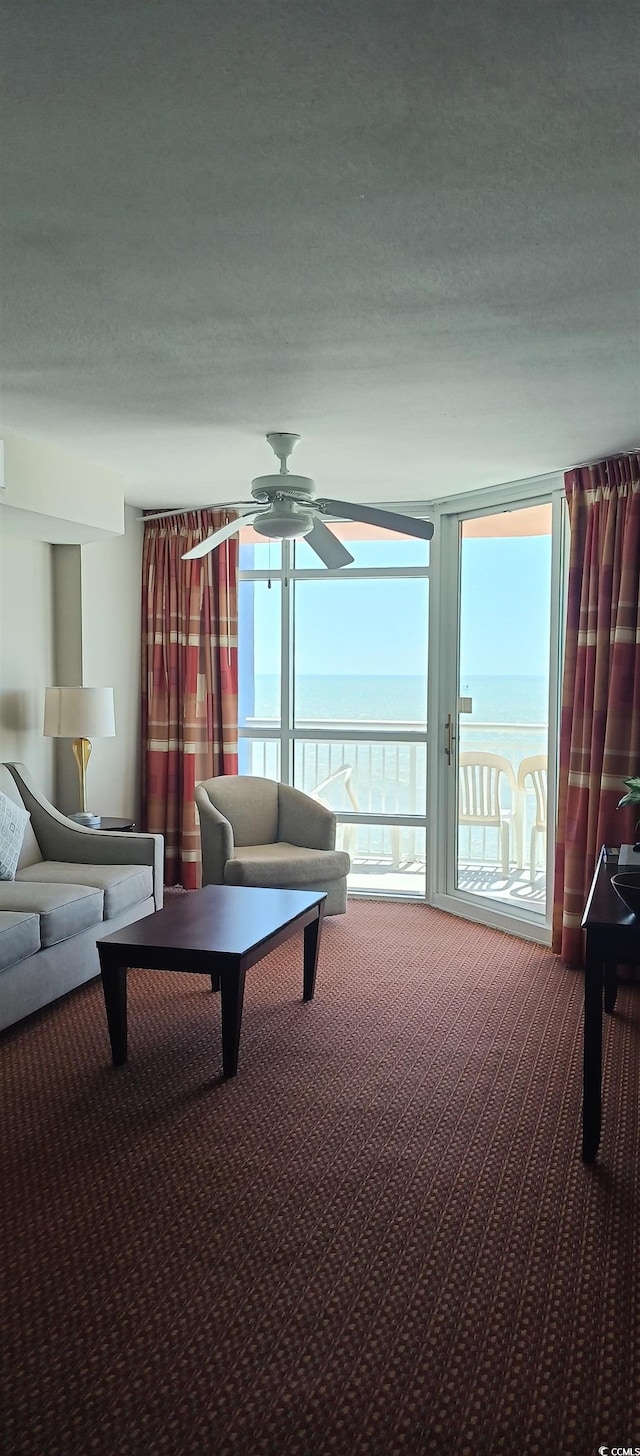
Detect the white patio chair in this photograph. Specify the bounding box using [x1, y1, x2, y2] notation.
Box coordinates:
[517, 755, 548, 882]
[310, 764, 359, 857]
[458, 751, 518, 877]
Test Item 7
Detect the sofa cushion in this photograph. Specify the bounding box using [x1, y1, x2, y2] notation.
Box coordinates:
[224, 842, 351, 889]
[0, 881, 104, 947]
[0, 767, 43, 870]
[0, 911, 41, 971]
[16, 862, 153, 919]
[0, 790, 31, 881]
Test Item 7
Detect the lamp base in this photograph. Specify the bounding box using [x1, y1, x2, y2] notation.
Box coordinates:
[71, 736, 92, 814]
[69, 811, 102, 828]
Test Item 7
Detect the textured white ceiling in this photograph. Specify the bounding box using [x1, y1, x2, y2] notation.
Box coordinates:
[1, 0, 638, 509]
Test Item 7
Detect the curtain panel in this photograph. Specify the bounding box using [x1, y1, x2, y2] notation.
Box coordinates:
[553, 453, 640, 965]
[141, 511, 239, 888]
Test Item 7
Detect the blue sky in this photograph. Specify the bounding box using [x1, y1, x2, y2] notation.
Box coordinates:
[243, 534, 551, 679]
[460, 537, 551, 678]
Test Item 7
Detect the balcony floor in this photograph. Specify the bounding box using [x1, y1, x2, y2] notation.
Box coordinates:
[348, 857, 547, 916]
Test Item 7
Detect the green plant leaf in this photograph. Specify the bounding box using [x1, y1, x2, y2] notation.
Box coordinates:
[618, 776, 640, 808]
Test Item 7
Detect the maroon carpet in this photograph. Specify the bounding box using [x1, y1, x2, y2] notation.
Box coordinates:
[1, 898, 639, 1455]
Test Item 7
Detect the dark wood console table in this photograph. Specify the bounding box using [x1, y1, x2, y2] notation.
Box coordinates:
[581, 846, 640, 1162]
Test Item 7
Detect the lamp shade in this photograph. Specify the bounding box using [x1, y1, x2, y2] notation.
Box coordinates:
[44, 686, 116, 739]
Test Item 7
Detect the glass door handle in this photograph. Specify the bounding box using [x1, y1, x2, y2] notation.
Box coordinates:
[445, 712, 456, 765]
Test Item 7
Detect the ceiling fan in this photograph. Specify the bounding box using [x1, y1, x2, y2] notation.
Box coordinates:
[142, 433, 434, 568]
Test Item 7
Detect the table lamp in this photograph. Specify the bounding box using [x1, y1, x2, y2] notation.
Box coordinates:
[44, 686, 116, 825]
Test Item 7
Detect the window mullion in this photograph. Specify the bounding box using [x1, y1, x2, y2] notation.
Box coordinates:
[280, 539, 292, 784]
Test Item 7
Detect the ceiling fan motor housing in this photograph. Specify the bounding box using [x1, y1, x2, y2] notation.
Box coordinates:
[251, 473, 316, 502]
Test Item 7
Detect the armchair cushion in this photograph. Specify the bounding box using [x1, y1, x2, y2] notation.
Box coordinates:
[277, 783, 336, 850]
[224, 843, 351, 889]
[201, 775, 279, 847]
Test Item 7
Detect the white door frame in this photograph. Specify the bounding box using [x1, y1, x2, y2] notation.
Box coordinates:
[427, 473, 566, 944]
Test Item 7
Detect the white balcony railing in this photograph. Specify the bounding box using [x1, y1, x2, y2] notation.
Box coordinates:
[239, 718, 548, 884]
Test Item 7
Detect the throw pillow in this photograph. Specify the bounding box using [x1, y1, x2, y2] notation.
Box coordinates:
[0, 789, 31, 880]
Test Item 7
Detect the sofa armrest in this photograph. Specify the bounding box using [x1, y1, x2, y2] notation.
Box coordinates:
[194, 786, 234, 885]
[278, 783, 336, 851]
[4, 763, 164, 909]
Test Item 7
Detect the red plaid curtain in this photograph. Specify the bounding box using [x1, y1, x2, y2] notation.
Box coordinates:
[141, 511, 239, 888]
[553, 453, 640, 964]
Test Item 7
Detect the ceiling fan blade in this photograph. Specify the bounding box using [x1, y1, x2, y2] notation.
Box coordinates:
[138, 502, 252, 523]
[304, 518, 355, 569]
[182, 510, 262, 559]
[316, 498, 434, 541]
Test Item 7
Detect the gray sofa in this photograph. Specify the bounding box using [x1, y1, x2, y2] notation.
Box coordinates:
[0, 762, 163, 1032]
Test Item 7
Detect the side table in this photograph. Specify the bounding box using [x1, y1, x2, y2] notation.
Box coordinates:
[97, 817, 136, 832]
[581, 845, 640, 1162]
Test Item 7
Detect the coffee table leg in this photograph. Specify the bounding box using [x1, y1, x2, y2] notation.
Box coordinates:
[99, 951, 128, 1066]
[219, 964, 246, 1077]
[303, 902, 325, 1001]
[583, 930, 603, 1163]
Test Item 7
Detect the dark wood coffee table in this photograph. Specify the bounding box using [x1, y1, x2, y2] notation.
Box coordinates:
[97, 884, 326, 1078]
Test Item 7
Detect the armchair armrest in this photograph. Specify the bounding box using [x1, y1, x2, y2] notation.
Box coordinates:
[5, 762, 164, 909]
[278, 783, 336, 851]
[194, 785, 234, 884]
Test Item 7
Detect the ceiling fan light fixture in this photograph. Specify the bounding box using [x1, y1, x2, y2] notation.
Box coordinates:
[254, 503, 314, 539]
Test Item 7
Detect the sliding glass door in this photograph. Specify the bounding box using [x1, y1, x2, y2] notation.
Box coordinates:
[434, 488, 565, 938]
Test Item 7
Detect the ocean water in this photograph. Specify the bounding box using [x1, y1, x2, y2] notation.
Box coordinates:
[240, 674, 549, 826]
[245, 673, 548, 728]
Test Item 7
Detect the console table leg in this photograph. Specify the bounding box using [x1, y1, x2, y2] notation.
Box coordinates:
[303, 903, 325, 1001]
[603, 959, 618, 1013]
[582, 933, 604, 1162]
[99, 957, 128, 1066]
[219, 964, 246, 1078]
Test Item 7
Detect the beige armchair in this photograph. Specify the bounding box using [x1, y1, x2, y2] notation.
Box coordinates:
[195, 775, 351, 914]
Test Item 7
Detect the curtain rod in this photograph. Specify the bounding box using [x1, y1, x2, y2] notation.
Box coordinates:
[571, 447, 640, 469]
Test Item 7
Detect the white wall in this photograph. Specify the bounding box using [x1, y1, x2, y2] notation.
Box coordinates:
[1, 430, 124, 537]
[0, 534, 55, 794]
[79, 505, 143, 821]
[0, 510, 143, 816]
[50, 545, 84, 814]
[0, 436, 142, 817]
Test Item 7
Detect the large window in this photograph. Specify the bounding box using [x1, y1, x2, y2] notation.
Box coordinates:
[238, 520, 430, 896]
